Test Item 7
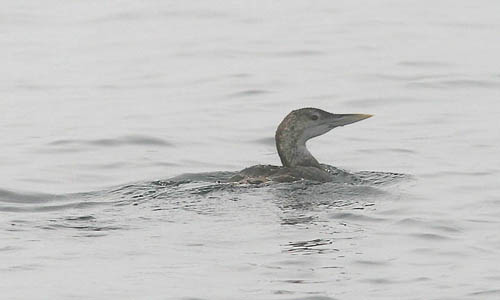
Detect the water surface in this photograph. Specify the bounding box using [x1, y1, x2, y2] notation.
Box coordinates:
[1, 1, 500, 299]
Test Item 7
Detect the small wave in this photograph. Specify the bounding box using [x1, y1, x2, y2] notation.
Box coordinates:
[0, 165, 406, 239]
[397, 60, 453, 68]
[282, 296, 338, 300]
[0, 188, 63, 204]
[48, 135, 173, 148]
[39, 223, 122, 232]
[362, 278, 397, 284]
[408, 78, 500, 89]
[227, 89, 272, 98]
[284, 238, 337, 255]
[0, 246, 22, 252]
[420, 170, 495, 178]
[281, 215, 316, 225]
[410, 232, 452, 241]
[354, 259, 390, 266]
[168, 171, 235, 183]
[354, 171, 409, 185]
[366, 73, 451, 82]
[344, 96, 417, 107]
[0, 201, 109, 213]
[273, 50, 325, 57]
[469, 289, 500, 296]
[228, 73, 252, 78]
[396, 217, 463, 234]
[0, 167, 404, 210]
[329, 212, 387, 223]
[251, 137, 275, 146]
[0, 186, 128, 212]
[89, 9, 230, 24]
[357, 148, 416, 154]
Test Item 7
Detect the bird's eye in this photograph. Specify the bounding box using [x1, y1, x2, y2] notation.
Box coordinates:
[311, 115, 319, 121]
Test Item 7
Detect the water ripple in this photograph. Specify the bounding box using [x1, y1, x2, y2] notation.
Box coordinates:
[329, 212, 387, 223]
[227, 89, 272, 98]
[0, 246, 22, 252]
[408, 78, 500, 89]
[284, 238, 337, 255]
[469, 289, 500, 296]
[397, 60, 453, 68]
[395, 217, 463, 234]
[410, 232, 452, 241]
[285, 297, 338, 300]
[354, 259, 390, 266]
[90, 9, 231, 23]
[251, 137, 275, 146]
[48, 135, 173, 148]
[0, 188, 62, 204]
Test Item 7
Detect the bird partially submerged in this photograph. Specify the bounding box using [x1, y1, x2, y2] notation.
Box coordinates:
[229, 108, 372, 184]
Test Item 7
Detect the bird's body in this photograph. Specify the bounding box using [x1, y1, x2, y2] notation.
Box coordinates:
[229, 108, 372, 184]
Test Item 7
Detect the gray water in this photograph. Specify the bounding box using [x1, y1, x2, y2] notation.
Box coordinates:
[2, 1, 500, 299]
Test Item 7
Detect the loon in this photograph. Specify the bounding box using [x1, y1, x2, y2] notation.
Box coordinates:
[229, 108, 372, 184]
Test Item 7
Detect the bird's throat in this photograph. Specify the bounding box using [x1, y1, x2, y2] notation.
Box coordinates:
[276, 131, 321, 168]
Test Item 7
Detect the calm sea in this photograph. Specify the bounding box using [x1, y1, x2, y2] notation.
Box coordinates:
[1, 1, 500, 299]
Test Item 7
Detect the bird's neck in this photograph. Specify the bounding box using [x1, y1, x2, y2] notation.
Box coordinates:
[275, 128, 321, 168]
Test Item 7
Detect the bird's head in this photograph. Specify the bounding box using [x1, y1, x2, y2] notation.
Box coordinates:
[277, 108, 373, 144]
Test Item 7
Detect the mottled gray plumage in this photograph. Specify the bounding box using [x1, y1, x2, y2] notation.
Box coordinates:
[229, 108, 372, 183]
